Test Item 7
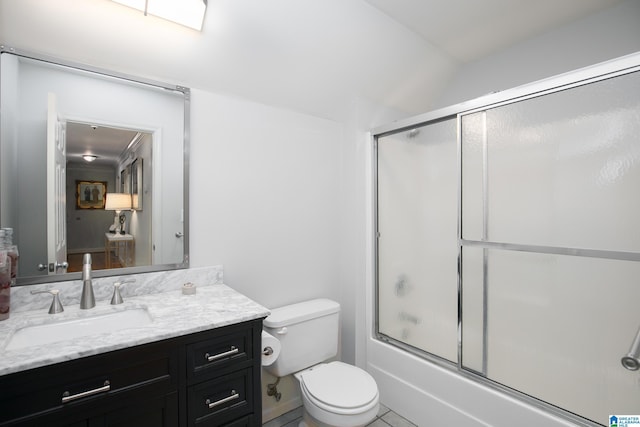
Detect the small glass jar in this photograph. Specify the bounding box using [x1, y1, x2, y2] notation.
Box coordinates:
[0, 228, 19, 279]
[0, 249, 11, 321]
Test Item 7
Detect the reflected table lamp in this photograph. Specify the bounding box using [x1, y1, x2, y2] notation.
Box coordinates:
[105, 193, 132, 234]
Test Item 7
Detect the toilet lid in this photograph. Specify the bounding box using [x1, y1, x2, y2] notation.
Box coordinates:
[300, 362, 378, 410]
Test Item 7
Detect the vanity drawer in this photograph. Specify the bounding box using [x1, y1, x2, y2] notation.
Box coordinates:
[221, 415, 255, 427]
[186, 325, 253, 381]
[188, 368, 253, 427]
[0, 339, 178, 425]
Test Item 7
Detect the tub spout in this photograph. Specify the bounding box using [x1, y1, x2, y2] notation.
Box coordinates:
[622, 325, 640, 371]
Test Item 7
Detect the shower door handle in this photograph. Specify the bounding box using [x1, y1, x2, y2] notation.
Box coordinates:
[621, 325, 640, 371]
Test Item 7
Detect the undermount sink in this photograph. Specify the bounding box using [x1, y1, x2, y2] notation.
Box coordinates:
[5, 308, 153, 351]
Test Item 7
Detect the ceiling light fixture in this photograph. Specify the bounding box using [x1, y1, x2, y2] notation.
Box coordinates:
[112, 0, 207, 31]
[82, 155, 98, 162]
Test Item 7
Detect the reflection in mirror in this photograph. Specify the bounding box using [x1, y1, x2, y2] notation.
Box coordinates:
[65, 122, 152, 272]
[0, 48, 189, 285]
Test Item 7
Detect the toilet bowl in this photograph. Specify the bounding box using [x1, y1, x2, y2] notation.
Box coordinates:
[294, 362, 379, 427]
[262, 299, 380, 427]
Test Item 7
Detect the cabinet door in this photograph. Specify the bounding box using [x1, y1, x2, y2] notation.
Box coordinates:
[104, 391, 178, 427]
[0, 339, 178, 427]
[1, 392, 178, 427]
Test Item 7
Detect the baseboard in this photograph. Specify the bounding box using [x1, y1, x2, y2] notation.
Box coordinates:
[68, 248, 103, 254]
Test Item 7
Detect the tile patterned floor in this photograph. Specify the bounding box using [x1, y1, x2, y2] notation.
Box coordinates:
[263, 404, 417, 427]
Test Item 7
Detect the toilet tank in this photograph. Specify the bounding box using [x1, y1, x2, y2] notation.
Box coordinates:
[263, 299, 340, 377]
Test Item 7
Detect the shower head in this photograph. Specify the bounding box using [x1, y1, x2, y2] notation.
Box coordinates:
[406, 128, 420, 138]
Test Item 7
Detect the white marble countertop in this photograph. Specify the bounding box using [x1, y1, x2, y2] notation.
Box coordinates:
[0, 284, 270, 376]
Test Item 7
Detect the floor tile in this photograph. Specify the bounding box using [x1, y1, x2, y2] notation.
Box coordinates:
[263, 405, 416, 427]
[282, 419, 302, 427]
[263, 407, 303, 427]
[377, 403, 391, 418]
[381, 411, 417, 427]
[367, 419, 392, 427]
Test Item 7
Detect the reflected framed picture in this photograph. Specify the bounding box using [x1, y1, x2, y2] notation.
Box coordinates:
[76, 180, 107, 209]
[120, 165, 131, 194]
[131, 158, 142, 210]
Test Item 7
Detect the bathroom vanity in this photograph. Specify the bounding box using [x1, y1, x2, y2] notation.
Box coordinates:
[0, 284, 269, 427]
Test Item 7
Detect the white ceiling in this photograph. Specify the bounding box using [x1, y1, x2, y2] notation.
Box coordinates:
[66, 122, 139, 167]
[0, 0, 630, 121]
[364, 0, 625, 63]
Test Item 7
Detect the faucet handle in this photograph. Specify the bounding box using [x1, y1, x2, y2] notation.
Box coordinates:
[31, 289, 64, 314]
[110, 278, 135, 305]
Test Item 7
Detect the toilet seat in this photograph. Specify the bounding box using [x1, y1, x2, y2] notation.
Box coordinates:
[298, 361, 379, 415]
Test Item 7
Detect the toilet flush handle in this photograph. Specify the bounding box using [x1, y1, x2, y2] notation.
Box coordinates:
[276, 327, 288, 335]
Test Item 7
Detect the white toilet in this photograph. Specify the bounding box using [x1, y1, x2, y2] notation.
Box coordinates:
[263, 299, 379, 427]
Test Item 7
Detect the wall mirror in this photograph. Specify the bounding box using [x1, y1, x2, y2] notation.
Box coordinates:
[0, 46, 189, 285]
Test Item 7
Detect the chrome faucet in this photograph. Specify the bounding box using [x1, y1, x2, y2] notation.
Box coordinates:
[110, 278, 136, 305]
[80, 253, 95, 309]
[31, 289, 64, 314]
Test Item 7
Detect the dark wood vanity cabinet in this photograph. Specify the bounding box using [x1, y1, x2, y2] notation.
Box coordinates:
[0, 319, 264, 427]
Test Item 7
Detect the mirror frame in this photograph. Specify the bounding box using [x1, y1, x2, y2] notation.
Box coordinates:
[0, 45, 190, 285]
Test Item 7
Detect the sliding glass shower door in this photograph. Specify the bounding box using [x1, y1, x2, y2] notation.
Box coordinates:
[375, 63, 640, 426]
[460, 70, 640, 425]
[376, 118, 458, 363]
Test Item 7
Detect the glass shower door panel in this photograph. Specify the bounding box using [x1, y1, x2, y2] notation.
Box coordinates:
[465, 71, 640, 252]
[463, 249, 640, 426]
[377, 119, 458, 362]
[460, 246, 484, 374]
[460, 112, 485, 241]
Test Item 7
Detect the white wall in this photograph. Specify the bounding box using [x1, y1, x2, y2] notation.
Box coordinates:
[190, 89, 343, 307]
[436, 0, 640, 108]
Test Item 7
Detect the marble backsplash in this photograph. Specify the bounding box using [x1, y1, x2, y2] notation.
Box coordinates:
[10, 265, 224, 313]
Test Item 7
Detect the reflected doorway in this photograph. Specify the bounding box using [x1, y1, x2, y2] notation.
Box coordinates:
[65, 121, 152, 272]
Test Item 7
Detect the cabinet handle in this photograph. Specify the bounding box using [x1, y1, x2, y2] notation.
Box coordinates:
[206, 390, 239, 409]
[61, 380, 111, 404]
[205, 346, 238, 362]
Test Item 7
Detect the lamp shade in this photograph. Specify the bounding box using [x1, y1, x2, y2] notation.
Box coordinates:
[105, 193, 132, 211]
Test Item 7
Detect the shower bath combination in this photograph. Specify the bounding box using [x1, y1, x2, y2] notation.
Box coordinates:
[373, 53, 640, 427]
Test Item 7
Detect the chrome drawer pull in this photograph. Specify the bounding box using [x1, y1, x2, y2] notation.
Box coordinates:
[206, 390, 239, 409]
[205, 346, 238, 362]
[62, 380, 110, 404]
